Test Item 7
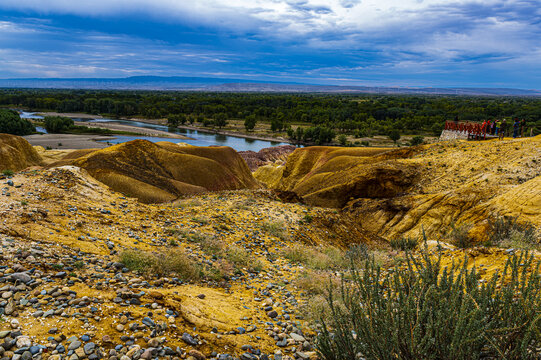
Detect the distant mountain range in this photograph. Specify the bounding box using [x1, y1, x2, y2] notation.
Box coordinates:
[1, 76, 540, 96]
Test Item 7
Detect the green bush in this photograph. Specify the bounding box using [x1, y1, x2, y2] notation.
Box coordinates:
[409, 135, 424, 146]
[0, 109, 35, 135]
[44, 116, 74, 133]
[317, 246, 541, 360]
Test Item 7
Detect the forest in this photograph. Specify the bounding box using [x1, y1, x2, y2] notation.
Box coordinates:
[0, 90, 540, 138]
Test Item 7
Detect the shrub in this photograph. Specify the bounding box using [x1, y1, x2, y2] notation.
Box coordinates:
[156, 250, 199, 280]
[260, 220, 288, 240]
[409, 135, 424, 146]
[119, 249, 155, 272]
[488, 216, 539, 248]
[299, 214, 313, 224]
[338, 134, 348, 146]
[283, 244, 347, 270]
[317, 247, 541, 360]
[0, 109, 35, 135]
[119, 249, 200, 280]
[44, 116, 74, 133]
[2, 170, 14, 176]
[389, 237, 417, 251]
[447, 222, 475, 248]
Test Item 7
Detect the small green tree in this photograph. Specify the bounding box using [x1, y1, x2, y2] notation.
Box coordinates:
[44, 116, 73, 133]
[388, 129, 401, 145]
[214, 113, 227, 128]
[409, 135, 424, 146]
[338, 134, 348, 146]
[167, 114, 186, 127]
[244, 115, 257, 131]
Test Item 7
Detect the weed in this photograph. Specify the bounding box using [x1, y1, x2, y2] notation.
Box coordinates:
[119, 249, 155, 272]
[1, 169, 14, 176]
[73, 261, 84, 269]
[20, 200, 28, 206]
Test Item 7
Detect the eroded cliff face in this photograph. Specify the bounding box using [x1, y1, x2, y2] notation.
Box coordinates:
[255, 137, 541, 241]
[238, 145, 297, 171]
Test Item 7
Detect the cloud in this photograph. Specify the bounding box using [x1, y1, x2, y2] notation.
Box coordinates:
[0, 0, 539, 87]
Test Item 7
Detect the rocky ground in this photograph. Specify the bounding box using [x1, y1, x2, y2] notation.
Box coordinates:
[0, 166, 372, 360]
[1, 137, 540, 360]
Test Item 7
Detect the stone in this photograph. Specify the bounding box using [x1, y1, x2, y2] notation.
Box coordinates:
[83, 343, 96, 355]
[140, 349, 154, 360]
[10, 273, 31, 284]
[276, 339, 287, 347]
[16, 336, 31, 348]
[267, 310, 278, 318]
[142, 317, 155, 328]
[4, 301, 15, 315]
[289, 333, 305, 342]
[187, 350, 205, 360]
[181, 333, 198, 346]
[68, 341, 82, 351]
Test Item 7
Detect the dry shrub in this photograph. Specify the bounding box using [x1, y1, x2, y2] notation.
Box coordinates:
[447, 222, 475, 248]
[154, 250, 200, 280]
[225, 245, 264, 272]
[295, 270, 340, 296]
[283, 244, 347, 270]
[260, 220, 289, 240]
[119, 248, 199, 281]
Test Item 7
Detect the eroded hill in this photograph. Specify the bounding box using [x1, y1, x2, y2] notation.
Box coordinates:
[58, 140, 260, 203]
[0, 133, 43, 171]
[255, 137, 541, 242]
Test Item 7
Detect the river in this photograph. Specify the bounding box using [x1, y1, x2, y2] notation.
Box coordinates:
[20, 111, 290, 152]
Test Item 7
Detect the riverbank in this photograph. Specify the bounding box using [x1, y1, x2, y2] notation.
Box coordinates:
[36, 111, 104, 119]
[35, 111, 287, 144]
[73, 121, 193, 140]
[23, 133, 111, 149]
[121, 116, 295, 144]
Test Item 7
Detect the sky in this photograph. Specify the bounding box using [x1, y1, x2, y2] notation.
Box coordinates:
[0, 0, 540, 88]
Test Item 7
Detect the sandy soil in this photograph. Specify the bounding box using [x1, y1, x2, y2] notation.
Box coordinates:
[23, 133, 111, 149]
